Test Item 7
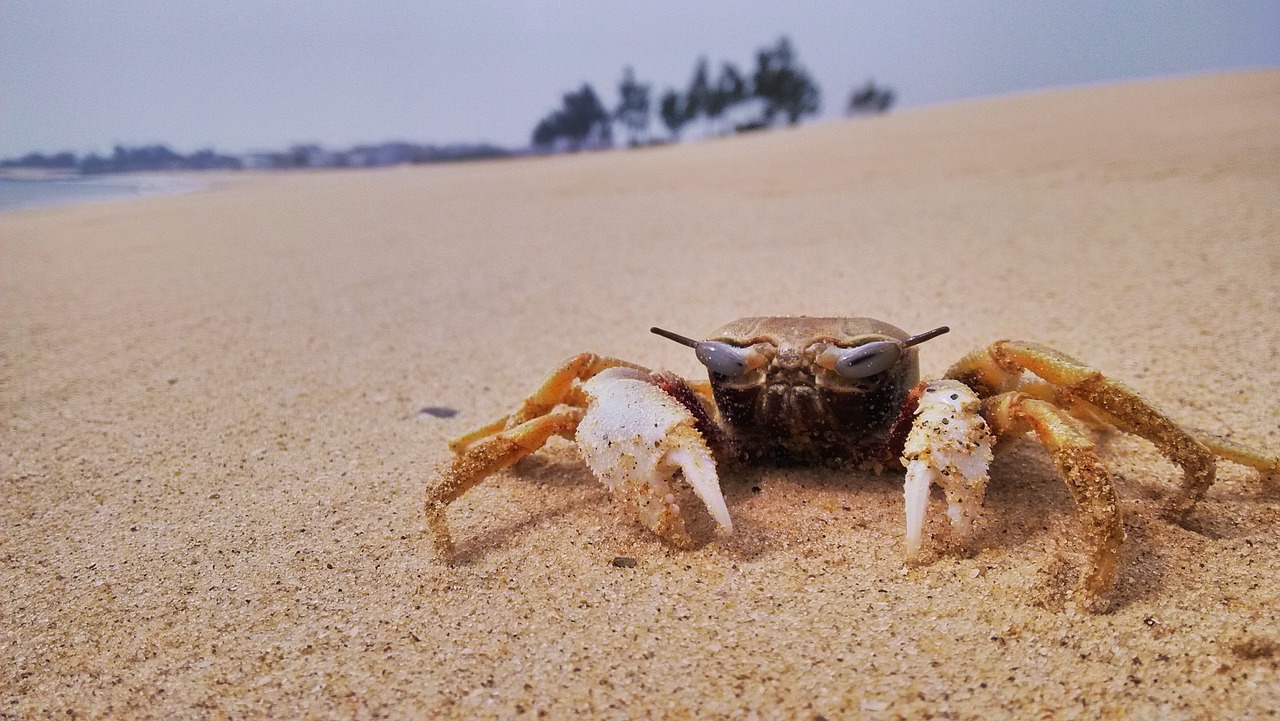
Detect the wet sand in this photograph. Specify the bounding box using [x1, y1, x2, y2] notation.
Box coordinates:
[2, 70, 1278, 717]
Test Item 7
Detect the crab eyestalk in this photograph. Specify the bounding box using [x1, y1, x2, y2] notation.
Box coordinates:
[901, 325, 950, 349]
[650, 326, 699, 348]
[651, 326, 765, 377]
[817, 325, 951, 379]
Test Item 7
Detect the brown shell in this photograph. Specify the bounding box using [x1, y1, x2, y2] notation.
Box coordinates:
[707, 316, 912, 346]
[701, 317, 921, 463]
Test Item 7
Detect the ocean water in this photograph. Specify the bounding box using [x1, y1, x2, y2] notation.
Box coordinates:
[0, 176, 205, 212]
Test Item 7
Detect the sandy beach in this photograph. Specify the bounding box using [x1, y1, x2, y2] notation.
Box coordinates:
[3, 71, 1278, 718]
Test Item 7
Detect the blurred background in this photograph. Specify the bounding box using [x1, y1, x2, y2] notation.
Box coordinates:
[2, 0, 1278, 168]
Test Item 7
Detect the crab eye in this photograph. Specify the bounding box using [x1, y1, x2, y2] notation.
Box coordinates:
[824, 341, 903, 379]
[694, 341, 754, 377]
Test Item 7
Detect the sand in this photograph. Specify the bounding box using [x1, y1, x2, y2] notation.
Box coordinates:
[2, 71, 1278, 718]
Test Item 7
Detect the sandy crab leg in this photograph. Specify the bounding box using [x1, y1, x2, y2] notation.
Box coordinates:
[946, 339, 1277, 608]
[948, 340, 1270, 519]
[427, 408, 584, 560]
[1192, 432, 1279, 476]
[981, 391, 1126, 609]
[576, 367, 732, 547]
[448, 352, 648, 454]
[901, 380, 994, 559]
[428, 352, 647, 561]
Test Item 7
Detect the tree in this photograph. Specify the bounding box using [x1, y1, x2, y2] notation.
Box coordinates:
[659, 89, 691, 140]
[847, 79, 896, 115]
[532, 116, 561, 149]
[751, 37, 821, 126]
[684, 57, 712, 128]
[615, 66, 651, 147]
[530, 84, 613, 151]
[563, 84, 613, 148]
[706, 62, 749, 134]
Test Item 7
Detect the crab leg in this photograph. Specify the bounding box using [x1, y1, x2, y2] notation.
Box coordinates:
[1192, 432, 1279, 475]
[426, 409, 583, 560]
[947, 340, 1278, 519]
[428, 352, 647, 561]
[994, 342, 1212, 519]
[982, 391, 1126, 609]
[449, 352, 647, 454]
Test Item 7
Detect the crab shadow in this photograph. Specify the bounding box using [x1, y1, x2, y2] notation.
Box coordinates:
[1103, 512, 1172, 610]
[444, 450, 608, 564]
[705, 441, 1083, 566]
[440, 435, 1262, 605]
[969, 442, 1079, 552]
[956, 436, 1277, 611]
[441, 441, 1082, 567]
[965, 441, 1184, 611]
[1098, 431, 1280, 528]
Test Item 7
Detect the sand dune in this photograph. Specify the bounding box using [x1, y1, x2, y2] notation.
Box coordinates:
[3, 70, 1278, 717]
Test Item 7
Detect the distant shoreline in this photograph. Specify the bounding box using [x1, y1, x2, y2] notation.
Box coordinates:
[0, 167, 83, 181]
[0, 172, 211, 212]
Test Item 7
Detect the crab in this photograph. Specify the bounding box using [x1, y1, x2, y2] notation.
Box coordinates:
[425, 317, 1276, 609]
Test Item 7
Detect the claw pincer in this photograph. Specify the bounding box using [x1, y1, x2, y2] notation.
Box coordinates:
[901, 380, 994, 560]
[577, 368, 732, 545]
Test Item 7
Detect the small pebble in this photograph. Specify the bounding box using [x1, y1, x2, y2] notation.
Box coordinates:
[611, 556, 637, 568]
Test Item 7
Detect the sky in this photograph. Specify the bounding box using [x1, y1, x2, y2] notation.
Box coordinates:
[1, 1, 1278, 158]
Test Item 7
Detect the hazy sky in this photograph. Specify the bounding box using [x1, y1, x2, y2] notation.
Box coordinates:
[2, 1, 1277, 157]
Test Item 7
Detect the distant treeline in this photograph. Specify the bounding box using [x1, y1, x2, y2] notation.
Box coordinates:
[0, 141, 511, 175]
[0, 145, 241, 174]
[531, 36, 895, 151]
[3, 37, 895, 173]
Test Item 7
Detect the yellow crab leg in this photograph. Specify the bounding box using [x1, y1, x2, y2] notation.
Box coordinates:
[983, 391, 1126, 610]
[427, 408, 584, 561]
[431, 352, 652, 561]
[448, 353, 648, 454]
[1192, 432, 1279, 475]
[948, 340, 1273, 520]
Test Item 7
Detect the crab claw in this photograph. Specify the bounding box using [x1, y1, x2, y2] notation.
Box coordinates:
[576, 368, 731, 546]
[901, 379, 994, 560]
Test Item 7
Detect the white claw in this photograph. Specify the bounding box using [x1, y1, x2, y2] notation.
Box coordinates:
[903, 462, 932, 560]
[668, 446, 733, 534]
[576, 368, 730, 544]
[901, 380, 994, 560]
